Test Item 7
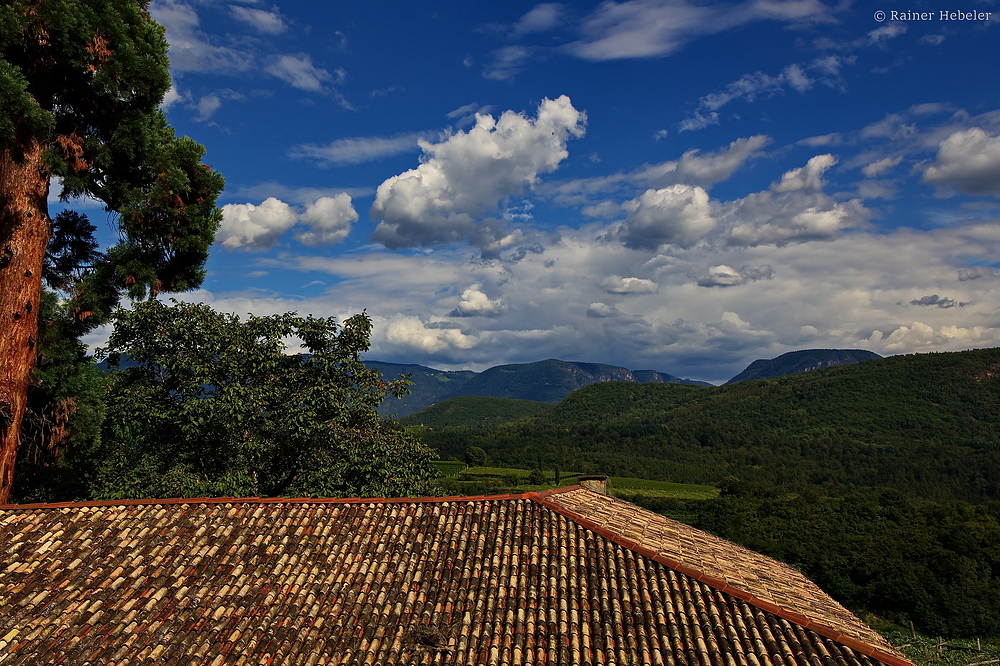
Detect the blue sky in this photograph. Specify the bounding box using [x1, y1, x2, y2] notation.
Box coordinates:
[70, 0, 1000, 383]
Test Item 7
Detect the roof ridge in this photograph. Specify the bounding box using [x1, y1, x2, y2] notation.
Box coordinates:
[532, 484, 582, 498]
[527, 490, 912, 666]
[0, 490, 539, 511]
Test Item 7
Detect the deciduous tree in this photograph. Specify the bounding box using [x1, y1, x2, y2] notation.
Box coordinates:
[464, 445, 487, 467]
[95, 300, 436, 500]
[0, 1, 224, 501]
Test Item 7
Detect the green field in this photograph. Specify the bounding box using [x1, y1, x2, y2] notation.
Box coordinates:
[432, 464, 719, 499]
[608, 476, 718, 499]
[887, 633, 1000, 666]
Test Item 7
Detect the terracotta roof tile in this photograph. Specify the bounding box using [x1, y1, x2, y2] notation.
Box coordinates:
[0, 489, 908, 666]
[540, 487, 900, 657]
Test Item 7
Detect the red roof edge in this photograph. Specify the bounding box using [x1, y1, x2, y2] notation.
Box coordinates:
[0, 490, 536, 511]
[0, 484, 583, 511]
[527, 489, 913, 666]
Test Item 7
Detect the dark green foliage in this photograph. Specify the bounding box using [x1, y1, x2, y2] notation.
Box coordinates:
[2, 0, 224, 312]
[527, 468, 545, 485]
[94, 300, 436, 500]
[430, 460, 467, 477]
[464, 446, 488, 467]
[43, 211, 102, 293]
[683, 492, 1000, 637]
[1, 1, 224, 499]
[420, 349, 1000, 502]
[401, 396, 552, 428]
[1, 1, 170, 143]
[12, 291, 104, 503]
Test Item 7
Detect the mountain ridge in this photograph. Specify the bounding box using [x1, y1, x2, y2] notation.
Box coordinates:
[369, 357, 709, 416]
[373, 350, 885, 416]
[99, 348, 885, 418]
[726, 349, 882, 384]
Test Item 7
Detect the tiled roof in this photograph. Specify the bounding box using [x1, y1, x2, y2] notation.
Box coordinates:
[0, 486, 909, 666]
[538, 487, 898, 655]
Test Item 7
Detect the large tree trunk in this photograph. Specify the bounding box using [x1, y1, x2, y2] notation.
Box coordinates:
[0, 139, 50, 504]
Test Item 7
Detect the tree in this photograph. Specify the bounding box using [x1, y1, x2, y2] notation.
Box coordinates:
[527, 468, 546, 486]
[95, 300, 436, 500]
[12, 210, 109, 503]
[13, 290, 104, 503]
[0, 1, 224, 501]
[12, 213, 112, 503]
[464, 446, 487, 468]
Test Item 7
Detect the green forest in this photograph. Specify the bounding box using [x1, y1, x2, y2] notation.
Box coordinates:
[408, 348, 1000, 638]
[416, 349, 1000, 502]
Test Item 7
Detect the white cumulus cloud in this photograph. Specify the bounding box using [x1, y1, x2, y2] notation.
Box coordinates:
[218, 195, 358, 249]
[601, 275, 658, 294]
[725, 155, 867, 246]
[923, 128, 1000, 196]
[295, 195, 358, 246]
[697, 264, 773, 287]
[616, 184, 716, 249]
[587, 302, 619, 318]
[217, 198, 298, 250]
[370, 95, 586, 251]
[726, 194, 864, 246]
[385, 316, 478, 353]
[451, 285, 506, 317]
[958, 267, 998, 281]
[772, 154, 837, 192]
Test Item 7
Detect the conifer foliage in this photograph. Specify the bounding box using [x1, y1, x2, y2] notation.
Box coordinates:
[0, 1, 224, 502]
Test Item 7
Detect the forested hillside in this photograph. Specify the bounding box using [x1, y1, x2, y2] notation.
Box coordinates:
[654, 491, 1000, 637]
[399, 396, 552, 428]
[417, 348, 1000, 502]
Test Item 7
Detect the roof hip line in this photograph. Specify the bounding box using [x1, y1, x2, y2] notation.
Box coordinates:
[528, 486, 913, 666]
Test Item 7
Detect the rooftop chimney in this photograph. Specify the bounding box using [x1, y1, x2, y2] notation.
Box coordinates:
[578, 475, 608, 495]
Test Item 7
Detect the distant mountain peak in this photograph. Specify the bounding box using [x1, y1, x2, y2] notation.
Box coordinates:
[726, 349, 882, 384]
[368, 358, 708, 416]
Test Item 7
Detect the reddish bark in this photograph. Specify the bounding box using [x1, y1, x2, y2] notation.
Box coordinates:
[0, 139, 50, 504]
